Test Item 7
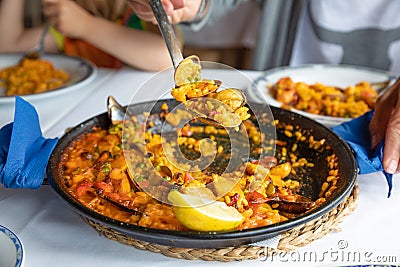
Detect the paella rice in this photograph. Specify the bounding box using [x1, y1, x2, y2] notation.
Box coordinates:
[171, 80, 250, 126]
[269, 77, 378, 118]
[58, 102, 340, 231]
[0, 58, 69, 96]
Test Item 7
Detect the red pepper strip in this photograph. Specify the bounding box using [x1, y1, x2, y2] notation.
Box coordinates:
[184, 172, 194, 184]
[93, 181, 114, 193]
[227, 193, 240, 207]
[245, 191, 270, 205]
[76, 179, 93, 197]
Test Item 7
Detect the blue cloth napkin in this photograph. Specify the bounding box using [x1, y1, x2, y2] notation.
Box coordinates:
[332, 110, 393, 197]
[0, 96, 58, 188]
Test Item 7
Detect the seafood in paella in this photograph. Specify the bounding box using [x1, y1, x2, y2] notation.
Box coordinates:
[170, 55, 250, 127]
[58, 102, 340, 232]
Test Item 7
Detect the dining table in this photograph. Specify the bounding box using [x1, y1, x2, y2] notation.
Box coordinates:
[0, 66, 399, 267]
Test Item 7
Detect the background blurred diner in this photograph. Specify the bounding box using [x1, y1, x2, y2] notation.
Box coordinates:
[180, 0, 260, 70]
[0, 0, 174, 71]
[129, 0, 400, 73]
[128, 0, 400, 175]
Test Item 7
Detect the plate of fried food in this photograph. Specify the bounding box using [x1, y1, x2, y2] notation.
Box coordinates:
[0, 53, 97, 127]
[247, 64, 396, 127]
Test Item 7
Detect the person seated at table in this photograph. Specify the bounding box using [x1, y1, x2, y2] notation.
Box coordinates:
[127, 0, 400, 175]
[0, 0, 177, 71]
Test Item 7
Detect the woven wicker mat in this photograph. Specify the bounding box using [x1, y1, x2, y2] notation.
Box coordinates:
[83, 182, 358, 262]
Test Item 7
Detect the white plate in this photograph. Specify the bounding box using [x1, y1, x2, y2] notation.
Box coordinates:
[247, 64, 396, 127]
[0, 225, 24, 267]
[0, 53, 97, 127]
[0, 53, 97, 101]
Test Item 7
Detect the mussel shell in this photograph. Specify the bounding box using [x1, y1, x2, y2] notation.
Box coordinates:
[183, 98, 242, 128]
[207, 88, 247, 111]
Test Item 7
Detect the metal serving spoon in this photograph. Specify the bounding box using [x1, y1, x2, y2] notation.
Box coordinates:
[107, 96, 134, 124]
[148, 0, 183, 69]
[148, 1, 246, 128]
[148, 0, 204, 86]
[107, 95, 178, 134]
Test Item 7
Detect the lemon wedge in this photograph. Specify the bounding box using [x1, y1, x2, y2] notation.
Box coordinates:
[167, 190, 244, 232]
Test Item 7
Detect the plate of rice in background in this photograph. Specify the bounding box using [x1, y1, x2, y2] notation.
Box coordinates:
[247, 64, 396, 127]
[0, 53, 96, 99]
[0, 53, 97, 127]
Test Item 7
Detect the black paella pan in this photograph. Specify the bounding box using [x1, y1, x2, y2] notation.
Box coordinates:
[46, 99, 357, 248]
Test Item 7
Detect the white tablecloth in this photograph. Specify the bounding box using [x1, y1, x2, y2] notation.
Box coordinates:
[0, 67, 399, 267]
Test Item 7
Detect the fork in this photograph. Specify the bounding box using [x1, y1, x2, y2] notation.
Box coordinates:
[19, 23, 50, 63]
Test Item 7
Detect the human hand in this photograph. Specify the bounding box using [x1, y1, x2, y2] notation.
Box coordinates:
[42, 0, 93, 39]
[127, 0, 201, 24]
[370, 77, 400, 174]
